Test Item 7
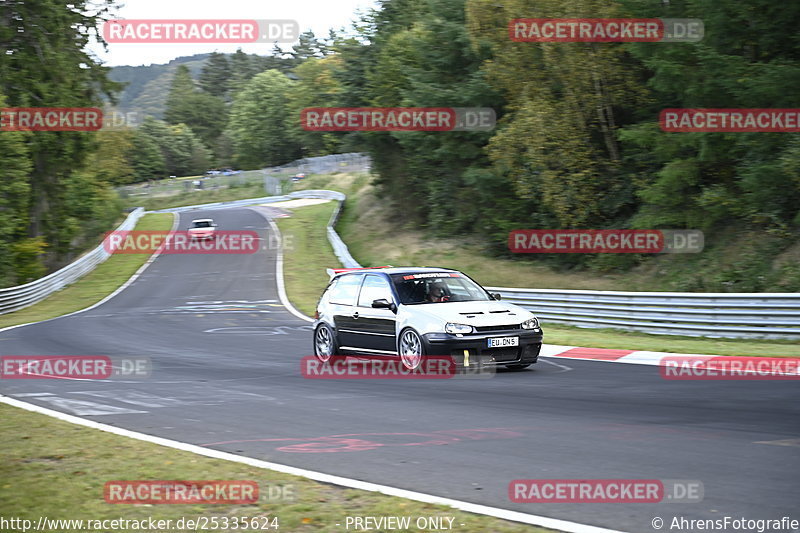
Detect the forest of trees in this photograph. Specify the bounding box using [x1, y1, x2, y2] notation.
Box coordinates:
[1, 0, 799, 290]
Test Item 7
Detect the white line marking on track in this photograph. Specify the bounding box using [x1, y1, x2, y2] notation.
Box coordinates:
[754, 438, 800, 447]
[33, 396, 147, 416]
[68, 390, 184, 408]
[261, 212, 314, 322]
[0, 393, 626, 533]
[541, 358, 573, 373]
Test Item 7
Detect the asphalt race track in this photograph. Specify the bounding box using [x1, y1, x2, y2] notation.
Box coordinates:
[1, 206, 798, 532]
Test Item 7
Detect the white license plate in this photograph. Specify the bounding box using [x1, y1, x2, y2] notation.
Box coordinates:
[487, 336, 519, 348]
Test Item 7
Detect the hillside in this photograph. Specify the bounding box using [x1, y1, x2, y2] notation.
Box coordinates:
[107, 53, 212, 119]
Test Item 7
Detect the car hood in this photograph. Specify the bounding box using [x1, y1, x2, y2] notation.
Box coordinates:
[188, 227, 214, 233]
[405, 300, 534, 327]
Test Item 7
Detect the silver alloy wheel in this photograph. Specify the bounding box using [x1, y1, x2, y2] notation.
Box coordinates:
[314, 326, 333, 362]
[399, 329, 423, 370]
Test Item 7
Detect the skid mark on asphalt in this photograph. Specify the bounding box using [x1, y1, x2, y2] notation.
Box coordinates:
[552, 347, 634, 361]
[200, 420, 739, 454]
[202, 427, 527, 453]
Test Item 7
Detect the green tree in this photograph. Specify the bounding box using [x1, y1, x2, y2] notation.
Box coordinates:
[289, 56, 344, 156]
[138, 117, 209, 176]
[85, 128, 136, 185]
[290, 30, 327, 66]
[166, 91, 227, 153]
[130, 128, 167, 181]
[334, 0, 507, 235]
[0, 92, 34, 286]
[199, 52, 231, 97]
[229, 49, 259, 94]
[227, 70, 302, 168]
[619, 0, 800, 230]
[164, 65, 196, 123]
[467, 0, 647, 229]
[0, 0, 122, 266]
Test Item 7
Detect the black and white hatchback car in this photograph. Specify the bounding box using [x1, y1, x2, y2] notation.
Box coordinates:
[312, 267, 543, 371]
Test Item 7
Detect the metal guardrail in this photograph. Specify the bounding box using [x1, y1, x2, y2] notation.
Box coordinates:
[5, 178, 797, 339]
[290, 190, 360, 269]
[315, 191, 800, 340]
[483, 288, 800, 340]
[0, 208, 145, 315]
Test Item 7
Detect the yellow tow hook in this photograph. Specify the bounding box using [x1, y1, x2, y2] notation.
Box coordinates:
[463, 349, 470, 367]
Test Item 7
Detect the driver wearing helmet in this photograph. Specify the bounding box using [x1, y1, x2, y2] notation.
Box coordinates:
[427, 282, 449, 303]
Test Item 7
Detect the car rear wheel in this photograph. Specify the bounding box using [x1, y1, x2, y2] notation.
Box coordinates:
[314, 324, 342, 363]
[398, 328, 425, 370]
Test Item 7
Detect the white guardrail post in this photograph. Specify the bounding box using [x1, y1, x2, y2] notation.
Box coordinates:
[0, 208, 145, 315]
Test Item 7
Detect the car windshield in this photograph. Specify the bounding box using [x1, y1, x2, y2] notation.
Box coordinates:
[192, 221, 212, 228]
[390, 273, 491, 304]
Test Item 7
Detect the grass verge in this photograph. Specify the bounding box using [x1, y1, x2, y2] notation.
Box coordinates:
[124, 183, 270, 212]
[0, 213, 173, 330]
[275, 202, 341, 317]
[0, 404, 551, 532]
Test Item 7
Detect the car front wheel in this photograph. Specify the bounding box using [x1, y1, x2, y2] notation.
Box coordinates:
[314, 324, 342, 363]
[398, 328, 425, 370]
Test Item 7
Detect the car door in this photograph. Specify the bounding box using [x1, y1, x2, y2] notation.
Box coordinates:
[328, 274, 364, 348]
[352, 274, 398, 353]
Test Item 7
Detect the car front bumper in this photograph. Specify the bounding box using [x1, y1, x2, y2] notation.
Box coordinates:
[421, 329, 543, 367]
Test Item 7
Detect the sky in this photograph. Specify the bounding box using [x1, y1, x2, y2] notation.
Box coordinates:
[90, 0, 378, 67]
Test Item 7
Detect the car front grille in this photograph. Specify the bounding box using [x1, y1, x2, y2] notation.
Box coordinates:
[482, 347, 520, 362]
[473, 324, 520, 333]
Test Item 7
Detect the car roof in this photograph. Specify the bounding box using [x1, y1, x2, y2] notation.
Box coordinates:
[191, 218, 214, 223]
[334, 267, 458, 278]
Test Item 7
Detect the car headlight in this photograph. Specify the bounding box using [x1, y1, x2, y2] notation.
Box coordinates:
[520, 317, 540, 329]
[445, 323, 474, 334]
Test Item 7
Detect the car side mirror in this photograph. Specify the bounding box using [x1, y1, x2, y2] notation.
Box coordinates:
[372, 298, 397, 313]
[491, 293, 502, 300]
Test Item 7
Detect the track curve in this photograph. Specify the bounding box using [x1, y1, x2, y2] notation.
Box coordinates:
[1, 207, 798, 532]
